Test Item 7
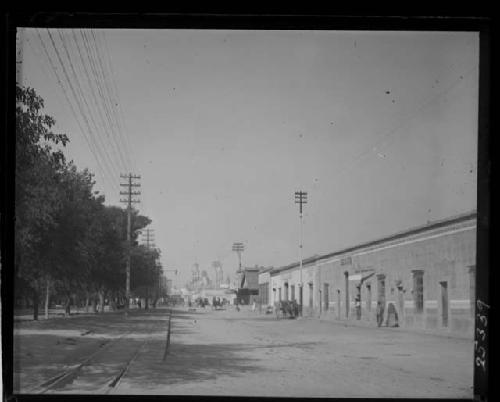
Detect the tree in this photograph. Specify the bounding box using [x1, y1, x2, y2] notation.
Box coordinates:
[43, 165, 98, 316]
[15, 84, 158, 319]
[130, 245, 160, 309]
[15, 85, 68, 320]
[81, 204, 126, 313]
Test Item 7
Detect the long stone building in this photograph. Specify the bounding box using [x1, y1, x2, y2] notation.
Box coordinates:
[259, 211, 476, 337]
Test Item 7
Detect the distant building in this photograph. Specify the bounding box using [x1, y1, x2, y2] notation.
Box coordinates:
[166, 279, 173, 295]
[196, 288, 236, 304]
[258, 267, 273, 306]
[237, 266, 261, 305]
[259, 212, 477, 337]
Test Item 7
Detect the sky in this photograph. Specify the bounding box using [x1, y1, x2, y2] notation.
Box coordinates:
[18, 29, 479, 287]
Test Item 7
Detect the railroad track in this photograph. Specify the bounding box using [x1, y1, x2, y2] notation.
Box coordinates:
[29, 310, 173, 394]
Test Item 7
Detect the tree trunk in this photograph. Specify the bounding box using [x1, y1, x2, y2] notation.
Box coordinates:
[44, 279, 50, 320]
[91, 296, 97, 313]
[73, 294, 78, 314]
[65, 295, 71, 316]
[99, 291, 105, 314]
[145, 296, 149, 310]
[85, 293, 90, 313]
[33, 289, 39, 321]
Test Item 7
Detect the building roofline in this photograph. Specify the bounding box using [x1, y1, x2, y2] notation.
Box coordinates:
[243, 267, 261, 272]
[270, 211, 476, 276]
[259, 267, 274, 273]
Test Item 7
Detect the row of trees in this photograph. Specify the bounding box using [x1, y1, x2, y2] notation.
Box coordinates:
[15, 85, 162, 320]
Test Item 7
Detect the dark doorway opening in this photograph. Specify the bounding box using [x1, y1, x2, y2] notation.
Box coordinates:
[440, 281, 449, 327]
[324, 283, 329, 311]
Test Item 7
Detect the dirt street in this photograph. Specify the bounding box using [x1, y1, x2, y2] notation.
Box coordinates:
[13, 306, 473, 398]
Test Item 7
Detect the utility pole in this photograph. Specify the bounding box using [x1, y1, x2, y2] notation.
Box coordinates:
[295, 190, 308, 316]
[232, 242, 245, 273]
[141, 228, 158, 305]
[232, 243, 245, 302]
[120, 173, 141, 315]
[141, 228, 155, 249]
[155, 260, 163, 305]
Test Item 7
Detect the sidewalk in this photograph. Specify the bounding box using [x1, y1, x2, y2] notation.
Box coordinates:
[13, 305, 144, 322]
[316, 314, 473, 340]
[253, 307, 472, 340]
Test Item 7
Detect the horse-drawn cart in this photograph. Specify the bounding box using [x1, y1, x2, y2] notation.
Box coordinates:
[274, 300, 299, 319]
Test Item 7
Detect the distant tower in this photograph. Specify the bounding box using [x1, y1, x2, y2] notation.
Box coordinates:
[194, 263, 200, 282]
[192, 263, 200, 288]
[212, 261, 223, 289]
[218, 266, 223, 288]
[201, 270, 210, 287]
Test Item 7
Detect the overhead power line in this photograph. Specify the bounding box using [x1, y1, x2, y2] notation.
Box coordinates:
[45, 28, 121, 183]
[330, 64, 479, 182]
[34, 28, 140, 200]
[79, 29, 131, 173]
[35, 28, 119, 194]
[89, 29, 134, 170]
[55, 29, 124, 179]
[100, 30, 137, 172]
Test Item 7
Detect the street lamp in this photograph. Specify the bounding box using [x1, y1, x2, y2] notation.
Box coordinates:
[295, 191, 308, 316]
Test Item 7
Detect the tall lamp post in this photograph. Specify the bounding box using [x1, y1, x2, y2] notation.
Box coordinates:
[295, 191, 308, 316]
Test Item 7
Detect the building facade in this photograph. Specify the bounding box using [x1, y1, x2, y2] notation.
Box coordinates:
[258, 267, 273, 306]
[259, 212, 476, 337]
[237, 267, 260, 304]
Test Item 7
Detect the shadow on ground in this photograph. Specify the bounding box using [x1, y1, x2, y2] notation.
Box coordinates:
[125, 339, 266, 388]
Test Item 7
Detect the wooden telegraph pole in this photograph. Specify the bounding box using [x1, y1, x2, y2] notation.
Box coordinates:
[232, 243, 244, 273]
[232, 242, 244, 290]
[295, 191, 308, 316]
[120, 173, 141, 315]
[141, 228, 155, 249]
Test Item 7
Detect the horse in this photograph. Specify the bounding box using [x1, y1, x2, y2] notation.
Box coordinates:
[275, 300, 298, 319]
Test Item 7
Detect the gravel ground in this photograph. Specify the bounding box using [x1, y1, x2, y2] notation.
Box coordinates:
[12, 306, 473, 398]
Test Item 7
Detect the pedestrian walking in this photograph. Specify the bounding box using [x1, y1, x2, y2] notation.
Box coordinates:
[291, 300, 299, 318]
[376, 301, 384, 327]
[385, 302, 399, 327]
[355, 295, 361, 320]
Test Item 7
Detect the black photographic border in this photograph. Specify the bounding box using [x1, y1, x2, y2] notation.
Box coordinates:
[1, 9, 493, 402]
